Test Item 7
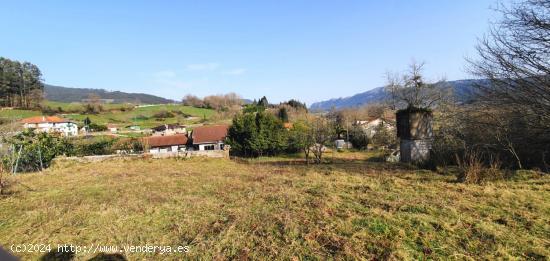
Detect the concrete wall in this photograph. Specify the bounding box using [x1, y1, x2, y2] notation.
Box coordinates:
[400, 139, 432, 163]
[150, 150, 229, 159]
[53, 149, 229, 164]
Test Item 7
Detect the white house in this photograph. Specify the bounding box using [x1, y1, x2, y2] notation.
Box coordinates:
[151, 124, 186, 136]
[107, 124, 118, 133]
[144, 134, 188, 153]
[21, 116, 79, 136]
[356, 118, 395, 138]
[191, 125, 228, 151]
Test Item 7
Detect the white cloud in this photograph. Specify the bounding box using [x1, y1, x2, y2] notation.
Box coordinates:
[222, 68, 246, 75]
[186, 63, 220, 71]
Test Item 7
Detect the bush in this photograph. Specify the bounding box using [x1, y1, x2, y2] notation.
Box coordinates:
[456, 149, 503, 184]
[226, 111, 288, 157]
[40, 106, 59, 116]
[153, 110, 175, 119]
[84, 103, 103, 114]
[88, 123, 107, 132]
[170, 110, 192, 118]
[349, 125, 369, 150]
[133, 114, 149, 121]
[72, 138, 114, 156]
[112, 138, 144, 153]
[2, 130, 74, 173]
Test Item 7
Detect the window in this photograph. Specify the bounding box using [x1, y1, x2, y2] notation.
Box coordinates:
[204, 145, 215, 150]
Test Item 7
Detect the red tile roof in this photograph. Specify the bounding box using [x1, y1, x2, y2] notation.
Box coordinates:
[144, 134, 188, 147]
[21, 116, 72, 124]
[192, 125, 228, 144]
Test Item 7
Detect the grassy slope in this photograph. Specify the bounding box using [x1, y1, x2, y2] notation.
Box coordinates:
[64, 104, 214, 129]
[0, 154, 548, 260]
[0, 109, 42, 120]
[0, 102, 215, 129]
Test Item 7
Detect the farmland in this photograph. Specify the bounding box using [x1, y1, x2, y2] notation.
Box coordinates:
[1, 153, 548, 260]
[0, 101, 217, 129]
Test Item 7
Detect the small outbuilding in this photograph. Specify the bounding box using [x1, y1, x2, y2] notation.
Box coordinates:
[144, 134, 188, 153]
[151, 124, 186, 136]
[191, 125, 228, 151]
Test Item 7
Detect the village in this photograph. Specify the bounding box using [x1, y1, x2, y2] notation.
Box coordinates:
[14, 107, 395, 161]
[0, 0, 548, 260]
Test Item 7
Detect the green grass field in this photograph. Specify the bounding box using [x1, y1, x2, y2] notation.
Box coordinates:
[64, 104, 214, 129]
[1, 153, 548, 260]
[0, 101, 216, 129]
[0, 109, 42, 121]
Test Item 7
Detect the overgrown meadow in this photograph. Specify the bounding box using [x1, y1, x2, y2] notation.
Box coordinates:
[1, 153, 548, 260]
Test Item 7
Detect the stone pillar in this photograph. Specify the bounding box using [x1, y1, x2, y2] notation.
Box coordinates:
[223, 145, 231, 159]
[396, 109, 433, 164]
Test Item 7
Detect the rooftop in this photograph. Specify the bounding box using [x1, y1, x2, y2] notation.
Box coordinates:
[144, 134, 188, 147]
[192, 125, 229, 144]
[21, 116, 73, 124]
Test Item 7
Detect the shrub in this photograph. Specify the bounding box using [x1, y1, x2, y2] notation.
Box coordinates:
[88, 123, 108, 132]
[112, 138, 144, 153]
[226, 111, 288, 157]
[84, 103, 103, 114]
[135, 114, 149, 121]
[40, 106, 57, 116]
[153, 110, 175, 119]
[72, 138, 114, 156]
[170, 110, 192, 118]
[456, 149, 503, 184]
[2, 130, 74, 173]
[349, 125, 369, 150]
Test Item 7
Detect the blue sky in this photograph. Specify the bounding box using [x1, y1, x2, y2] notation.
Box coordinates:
[1, 0, 499, 104]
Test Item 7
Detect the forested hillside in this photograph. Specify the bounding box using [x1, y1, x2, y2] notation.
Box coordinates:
[44, 84, 174, 104]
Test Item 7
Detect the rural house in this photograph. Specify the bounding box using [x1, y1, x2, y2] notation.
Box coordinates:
[191, 125, 228, 151]
[107, 124, 118, 133]
[21, 116, 78, 136]
[151, 124, 186, 136]
[144, 134, 188, 153]
[356, 118, 395, 138]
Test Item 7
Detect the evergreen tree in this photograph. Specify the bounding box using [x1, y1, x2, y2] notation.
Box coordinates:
[0, 57, 44, 108]
[277, 107, 289, 122]
[258, 96, 269, 107]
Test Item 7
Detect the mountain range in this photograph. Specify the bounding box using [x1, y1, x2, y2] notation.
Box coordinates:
[44, 84, 175, 104]
[309, 79, 485, 111]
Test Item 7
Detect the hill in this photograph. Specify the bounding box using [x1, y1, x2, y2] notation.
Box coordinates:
[44, 84, 175, 104]
[309, 79, 485, 111]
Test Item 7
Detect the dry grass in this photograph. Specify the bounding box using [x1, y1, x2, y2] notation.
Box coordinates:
[0, 154, 549, 260]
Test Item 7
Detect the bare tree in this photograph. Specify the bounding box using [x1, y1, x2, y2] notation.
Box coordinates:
[468, 0, 550, 131]
[182, 94, 204, 107]
[386, 62, 451, 110]
[309, 117, 336, 164]
[466, 0, 550, 170]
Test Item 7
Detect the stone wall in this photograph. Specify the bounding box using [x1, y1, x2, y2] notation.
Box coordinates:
[53, 149, 230, 163]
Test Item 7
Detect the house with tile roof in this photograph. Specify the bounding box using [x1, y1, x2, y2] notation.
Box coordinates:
[21, 116, 79, 136]
[143, 134, 189, 153]
[190, 125, 229, 151]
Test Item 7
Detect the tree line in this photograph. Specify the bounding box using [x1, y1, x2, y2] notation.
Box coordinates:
[0, 57, 44, 108]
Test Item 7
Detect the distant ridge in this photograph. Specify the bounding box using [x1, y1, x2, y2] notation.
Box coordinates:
[309, 79, 484, 111]
[44, 84, 175, 104]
